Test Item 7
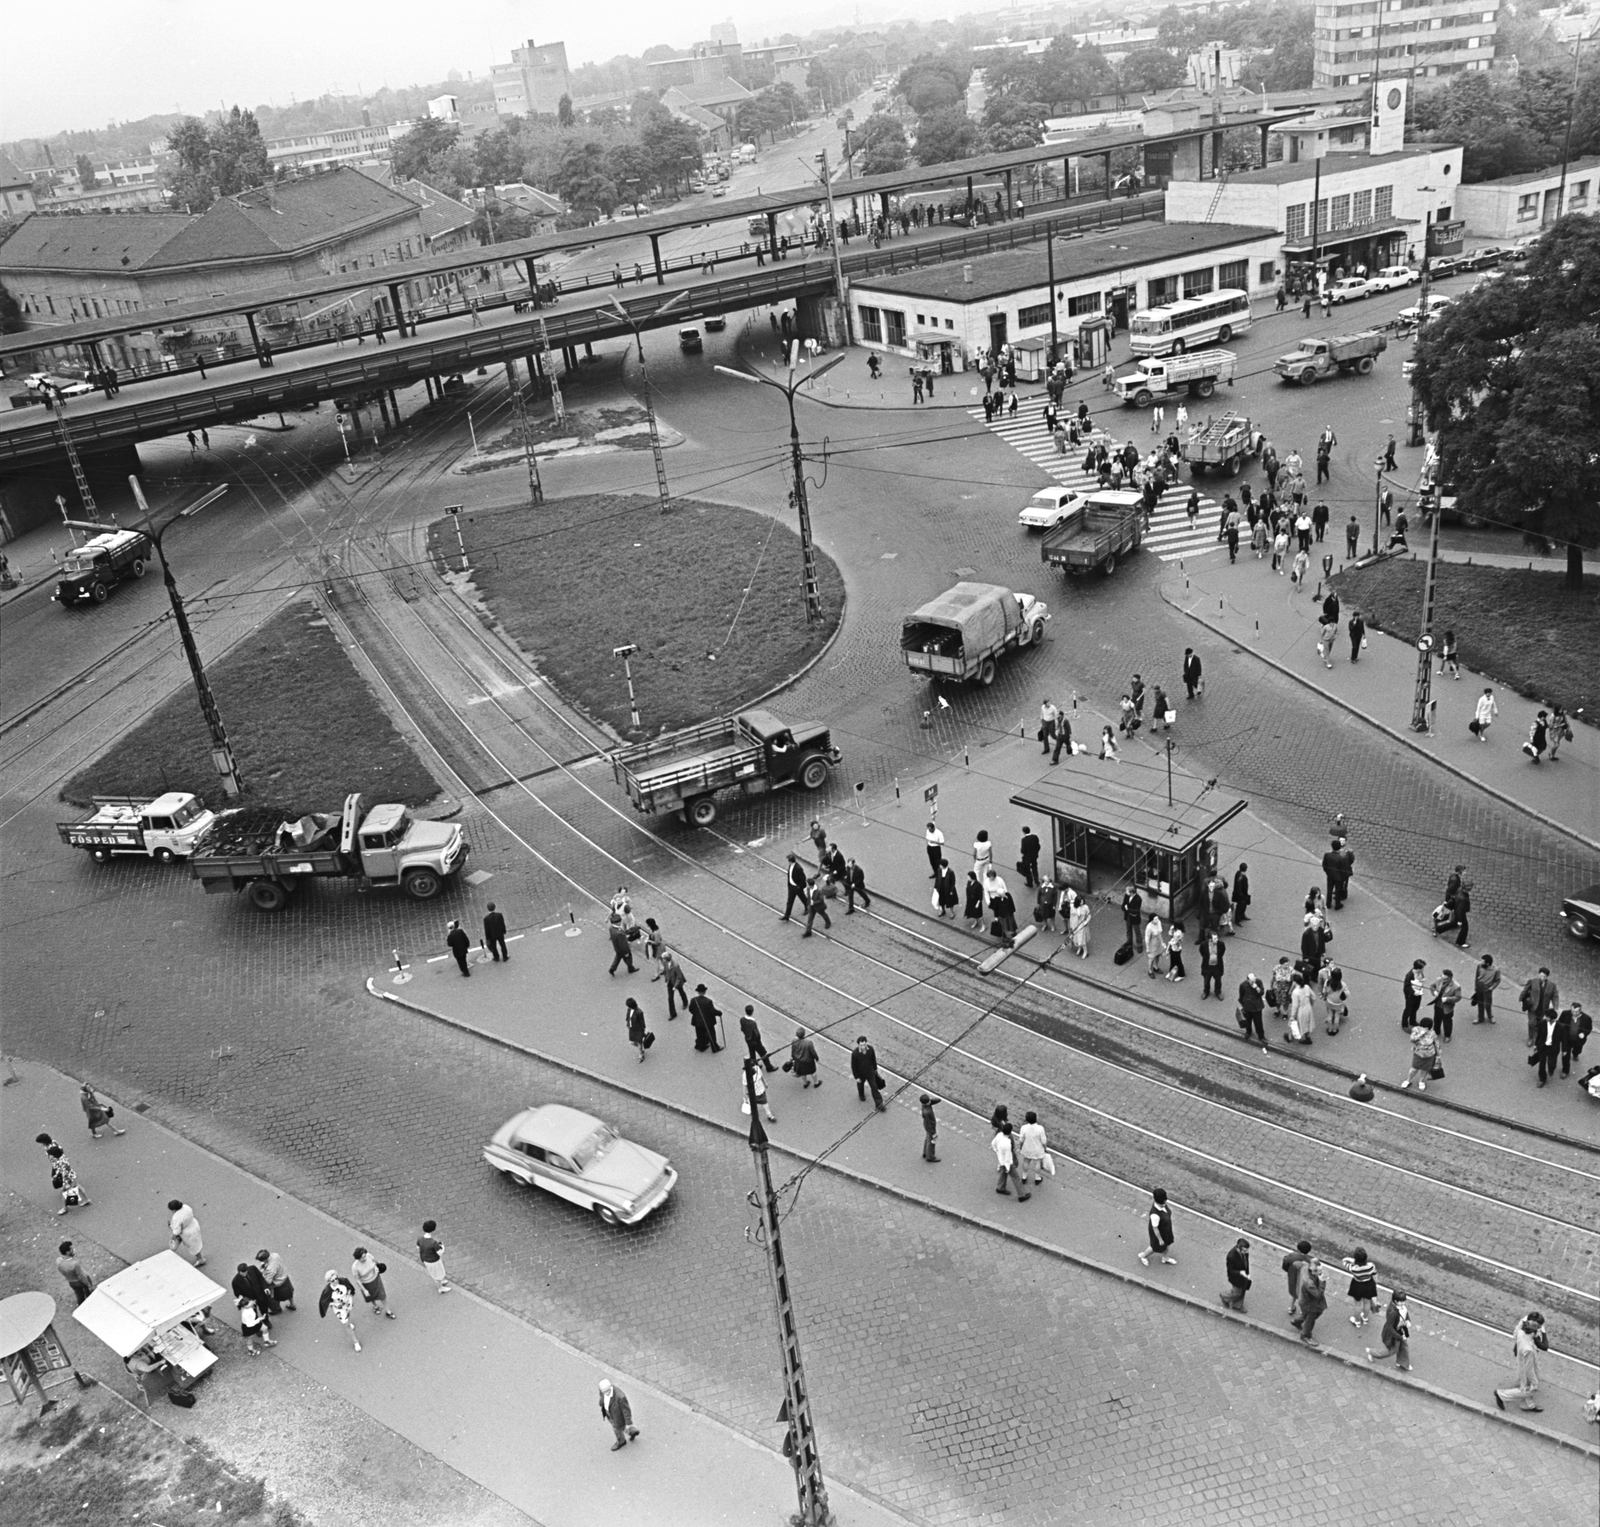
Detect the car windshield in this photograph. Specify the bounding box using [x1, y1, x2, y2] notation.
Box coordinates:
[170, 798, 205, 827]
[571, 1125, 618, 1170]
[61, 550, 104, 573]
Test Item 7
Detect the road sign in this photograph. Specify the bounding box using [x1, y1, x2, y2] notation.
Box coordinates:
[924, 784, 938, 803]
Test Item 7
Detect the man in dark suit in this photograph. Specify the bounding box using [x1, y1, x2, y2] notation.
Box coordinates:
[802, 878, 832, 938]
[1231, 865, 1251, 924]
[1535, 1008, 1572, 1088]
[1220, 1238, 1252, 1311]
[688, 985, 722, 1053]
[851, 1037, 885, 1111]
[483, 902, 508, 962]
[1018, 827, 1041, 889]
[845, 858, 872, 914]
[1560, 1000, 1590, 1078]
[445, 920, 471, 977]
[1182, 648, 1202, 700]
[780, 853, 808, 921]
[1121, 887, 1143, 953]
[739, 1005, 776, 1072]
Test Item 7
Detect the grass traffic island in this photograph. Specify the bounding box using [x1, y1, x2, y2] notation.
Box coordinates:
[1331, 559, 1596, 721]
[62, 601, 439, 811]
[433, 494, 845, 738]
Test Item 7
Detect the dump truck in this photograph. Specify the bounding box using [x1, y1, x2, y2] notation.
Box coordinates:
[1113, 349, 1236, 408]
[901, 582, 1050, 687]
[1274, 330, 1387, 386]
[190, 793, 469, 911]
[58, 792, 224, 864]
[611, 709, 840, 828]
[1182, 411, 1260, 475]
[1039, 490, 1144, 577]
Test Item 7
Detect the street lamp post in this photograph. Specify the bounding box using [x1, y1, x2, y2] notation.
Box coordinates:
[715, 351, 847, 625]
[613, 643, 642, 732]
[68, 478, 242, 797]
[606, 292, 687, 515]
[1556, 35, 1587, 217]
[811, 149, 852, 345]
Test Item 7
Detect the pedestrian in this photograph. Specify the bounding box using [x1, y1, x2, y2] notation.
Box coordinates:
[351, 1247, 395, 1319]
[1292, 1256, 1329, 1345]
[416, 1219, 450, 1293]
[80, 1082, 125, 1138]
[200, 428, 209, 449]
[928, 858, 955, 919]
[167, 1199, 205, 1265]
[624, 997, 651, 1062]
[231, 1257, 274, 1316]
[802, 877, 832, 938]
[1301, 294, 1313, 320]
[186, 430, 198, 453]
[972, 828, 993, 875]
[255, 1248, 295, 1310]
[920, 1094, 940, 1161]
[1271, 527, 1288, 572]
[1344, 514, 1361, 559]
[1533, 1005, 1570, 1087]
[446, 919, 472, 977]
[1228, 863, 1251, 926]
[1017, 1111, 1050, 1187]
[851, 1036, 886, 1111]
[1290, 546, 1310, 589]
[1429, 968, 1462, 1042]
[1464, 951, 1501, 1025]
[1051, 709, 1073, 764]
[1237, 973, 1267, 1042]
[1137, 1187, 1177, 1266]
[1401, 1014, 1439, 1090]
[912, 371, 923, 404]
[1099, 725, 1120, 762]
[1165, 920, 1187, 982]
[36, 1137, 90, 1214]
[641, 917, 667, 978]
[1348, 608, 1366, 662]
[1121, 886, 1143, 953]
[606, 912, 638, 975]
[1287, 974, 1315, 1045]
[688, 983, 723, 1052]
[992, 1120, 1029, 1199]
[1019, 824, 1041, 888]
[1283, 1239, 1313, 1320]
[1151, 683, 1171, 733]
[1520, 966, 1559, 1048]
[1494, 1312, 1549, 1412]
[483, 902, 509, 962]
[1524, 711, 1549, 764]
[964, 870, 985, 927]
[1547, 705, 1573, 760]
[1300, 913, 1328, 970]
[1366, 1289, 1413, 1371]
[844, 857, 872, 913]
[983, 866, 1016, 939]
[787, 1026, 820, 1088]
[1183, 648, 1202, 700]
[320, 1271, 361, 1351]
[740, 1057, 778, 1122]
[1199, 926, 1225, 998]
[925, 821, 946, 878]
[659, 947, 690, 1018]
[1175, 402, 1188, 435]
[56, 1241, 95, 1305]
[1317, 615, 1338, 669]
[599, 1377, 640, 1449]
[1401, 959, 1427, 1030]
[1342, 1246, 1379, 1327]
[1144, 912, 1166, 978]
[1068, 893, 1091, 958]
[780, 852, 808, 920]
[1220, 1237, 1252, 1310]
[1383, 434, 1398, 472]
[740, 1005, 776, 1071]
[1437, 629, 1460, 680]
[1322, 966, 1350, 1034]
[1471, 687, 1497, 742]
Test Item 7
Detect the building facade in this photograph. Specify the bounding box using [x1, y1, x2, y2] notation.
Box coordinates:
[493, 39, 572, 119]
[1455, 155, 1600, 239]
[1313, 0, 1499, 87]
[267, 125, 394, 174]
[848, 222, 1282, 372]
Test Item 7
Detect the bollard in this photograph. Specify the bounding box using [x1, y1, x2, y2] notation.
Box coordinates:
[1219, 598, 1223, 616]
[1254, 617, 1260, 639]
[894, 776, 901, 804]
[964, 746, 970, 767]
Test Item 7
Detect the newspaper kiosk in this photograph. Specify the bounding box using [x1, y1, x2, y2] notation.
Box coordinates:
[73, 1252, 226, 1401]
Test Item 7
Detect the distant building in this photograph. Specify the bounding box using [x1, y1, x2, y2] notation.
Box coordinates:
[660, 95, 733, 151]
[267, 125, 394, 174]
[645, 41, 743, 91]
[708, 19, 739, 46]
[1313, 0, 1499, 88]
[0, 154, 37, 218]
[493, 39, 572, 119]
[427, 95, 460, 123]
[473, 182, 565, 235]
[1455, 155, 1600, 240]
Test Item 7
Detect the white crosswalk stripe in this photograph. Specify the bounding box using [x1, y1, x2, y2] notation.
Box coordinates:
[970, 408, 1241, 562]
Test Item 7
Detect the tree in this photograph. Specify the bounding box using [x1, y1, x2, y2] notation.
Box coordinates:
[75, 154, 98, 190]
[983, 97, 1045, 152]
[474, 123, 527, 188]
[1116, 48, 1186, 99]
[209, 106, 270, 197]
[391, 118, 462, 185]
[639, 114, 702, 192]
[163, 115, 218, 211]
[1411, 216, 1600, 588]
[558, 94, 575, 129]
[856, 113, 909, 174]
[913, 104, 981, 166]
[606, 142, 650, 206]
[551, 138, 616, 216]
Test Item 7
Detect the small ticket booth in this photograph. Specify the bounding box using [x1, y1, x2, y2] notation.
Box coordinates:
[1010, 769, 1246, 924]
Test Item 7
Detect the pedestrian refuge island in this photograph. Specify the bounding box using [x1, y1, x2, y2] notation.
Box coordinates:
[1010, 766, 1246, 924]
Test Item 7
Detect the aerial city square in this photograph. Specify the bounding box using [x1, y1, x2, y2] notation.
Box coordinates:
[1, 0, 1598, 1521]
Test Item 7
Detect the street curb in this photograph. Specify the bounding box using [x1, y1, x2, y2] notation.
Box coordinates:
[364, 978, 1600, 1459]
[1160, 582, 1600, 858]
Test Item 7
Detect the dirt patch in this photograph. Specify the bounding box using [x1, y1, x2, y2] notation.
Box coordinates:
[61, 601, 440, 810]
[454, 401, 683, 474]
[430, 495, 844, 739]
[1331, 560, 1598, 721]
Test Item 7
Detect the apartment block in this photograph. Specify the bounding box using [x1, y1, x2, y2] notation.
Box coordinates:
[1314, 0, 1499, 87]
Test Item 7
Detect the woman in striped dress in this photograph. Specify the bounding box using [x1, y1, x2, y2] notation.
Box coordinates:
[1342, 1247, 1379, 1327]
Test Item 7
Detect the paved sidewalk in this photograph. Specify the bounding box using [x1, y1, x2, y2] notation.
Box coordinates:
[1163, 556, 1600, 848]
[368, 917, 1599, 1455]
[0, 1064, 906, 1527]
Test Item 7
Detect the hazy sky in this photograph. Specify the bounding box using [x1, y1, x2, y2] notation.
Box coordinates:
[2, 0, 939, 141]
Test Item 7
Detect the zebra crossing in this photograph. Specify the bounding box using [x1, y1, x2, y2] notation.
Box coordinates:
[970, 407, 1234, 563]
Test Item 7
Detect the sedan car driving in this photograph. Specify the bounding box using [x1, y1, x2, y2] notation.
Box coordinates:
[1562, 883, 1600, 943]
[1368, 265, 1418, 292]
[1327, 277, 1376, 304]
[1018, 487, 1084, 530]
[484, 1104, 677, 1226]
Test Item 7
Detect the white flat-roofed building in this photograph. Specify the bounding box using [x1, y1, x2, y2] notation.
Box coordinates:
[1455, 156, 1600, 240]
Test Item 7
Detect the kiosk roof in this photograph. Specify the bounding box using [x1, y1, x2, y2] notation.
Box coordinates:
[1010, 767, 1245, 856]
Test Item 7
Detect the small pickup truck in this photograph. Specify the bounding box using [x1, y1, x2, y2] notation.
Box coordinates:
[901, 582, 1050, 687]
[56, 529, 154, 606]
[190, 792, 469, 911]
[612, 709, 840, 827]
[1040, 490, 1144, 577]
[1113, 349, 1235, 409]
[1182, 411, 1261, 476]
[58, 792, 223, 863]
[1275, 330, 1387, 386]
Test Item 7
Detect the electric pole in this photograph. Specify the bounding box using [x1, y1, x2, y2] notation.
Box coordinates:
[505, 363, 543, 505]
[812, 149, 852, 345]
[1409, 490, 1442, 733]
[42, 389, 101, 520]
[607, 292, 686, 515]
[744, 1061, 833, 1527]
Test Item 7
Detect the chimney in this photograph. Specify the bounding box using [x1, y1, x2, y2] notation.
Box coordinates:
[362, 107, 372, 127]
[962, 263, 972, 284]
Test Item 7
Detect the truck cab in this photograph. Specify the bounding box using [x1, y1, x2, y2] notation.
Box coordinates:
[56, 529, 154, 606]
[59, 791, 222, 863]
[347, 799, 468, 893]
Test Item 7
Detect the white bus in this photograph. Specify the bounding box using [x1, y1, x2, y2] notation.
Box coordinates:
[1129, 289, 1253, 357]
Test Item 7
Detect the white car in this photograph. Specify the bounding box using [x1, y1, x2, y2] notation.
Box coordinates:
[1018, 487, 1084, 530]
[1368, 266, 1419, 292]
[1399, 294, 1454, 324]
[1327, 277, 1376, 304]
[26, 372, 94, 397]
[484, 1104, 677, 1227]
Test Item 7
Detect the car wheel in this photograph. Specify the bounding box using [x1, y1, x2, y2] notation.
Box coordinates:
[153, 847, 176, 864]
[131, 559, 146, 578]
[91, 582, 108, 603]
[1170, 338, 1186, 355]
[247, 880, 289, 912]
[595, 1205, 621, 1227]
[1104, 553, 1117, 577]
[499, 1168, 523, 1185]
[90, 847, 112, 864]
[1196, 379, 1215, 398]
[798, 756, 829, 790]
[1217, 325, 1232, 344]
[1134, 389, 1152, 409]
[977, 657, 997, 686]
[1029, 619, 1045, 646]
[403, 868, 442, 900]
[1300, 368, 1318, 387]
[688, 795, 718, 826]
[1567, 911, 1592, 941]
[1356, 357, 1375, 376]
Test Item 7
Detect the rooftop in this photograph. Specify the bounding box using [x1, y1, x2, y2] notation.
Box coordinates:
[1011, 767, 1247, 855]
[1463, 155, 1600, 189]
[0, 153, 28, 189]
[851, 222, 1280, 303]
[1215, 146, 1455, 186]
[0, 211, 197, 271]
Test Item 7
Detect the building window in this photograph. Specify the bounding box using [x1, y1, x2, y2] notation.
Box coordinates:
[1182, 266, 1214, 297]
[1285, 204, 1307, 242]
[1330, 194, 1351, 230]
[1353, 189, 1373, 223]
[884, 309, 907, 347]
[1374, 184, 1394, 220]
[945, 318, 954, 329]
[1516, 193, 1538, 222]
[859, 305, 882, 342]
[1570, 180, 1590, 205]
[1064, 291, 1100, 318]
[1148, 275, 1178, 305]
[1017, 302, 1052, 328]
[915, 313, 925, 326]
[1218, 259, 1248, 289]
[1259, 260, 1277, 286]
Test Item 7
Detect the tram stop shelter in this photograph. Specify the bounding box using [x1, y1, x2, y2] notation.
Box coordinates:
[1010, 765, 1246, 923]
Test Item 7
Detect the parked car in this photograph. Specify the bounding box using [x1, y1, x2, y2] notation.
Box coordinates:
[1368, 265, 1419, 292]
[678, 327, 703, 354]
[484, 1105, 677, 1226]
[711, 183, 727, 197]
[1018, 486, 1084, 530]
[1562, 883, 1600, 943]
[26, 372, 94, 399]
[1327, 276, 1376, 304]
[1399, 293, 1454, 324]
[1465, 245, 1506, 270]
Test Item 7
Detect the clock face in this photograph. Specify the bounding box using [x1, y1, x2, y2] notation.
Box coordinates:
[1387, 87, 1403, 110]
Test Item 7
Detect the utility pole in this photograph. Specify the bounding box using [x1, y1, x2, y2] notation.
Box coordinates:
[1372, 457, 1384, 557]
[1407, 251, 1430, 447]
[1046, 226, 1059, 368]
[1410, 492, 1443, 733]
[607, 292, 685, 515]
[812, 149, 852, 345]
[715, 352, 847, 625]
[1556, 35, 1586, 218]
[537, 314, 565, 425]
[41, 390, 100, 520]
[744, 1062, 833, 1527]
[506, 367, 543, 505]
